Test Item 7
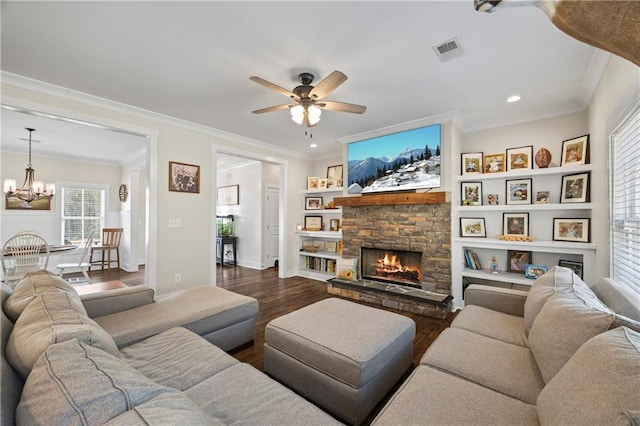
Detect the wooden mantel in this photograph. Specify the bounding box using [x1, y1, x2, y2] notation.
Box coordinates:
[334, 191, 450, 207]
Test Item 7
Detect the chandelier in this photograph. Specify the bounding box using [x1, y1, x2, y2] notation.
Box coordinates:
[290, 103, 322, 127]
[4, 128, 55, 205]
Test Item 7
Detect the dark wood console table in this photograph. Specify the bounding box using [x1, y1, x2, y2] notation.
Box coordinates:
[216, 236, 237, 267]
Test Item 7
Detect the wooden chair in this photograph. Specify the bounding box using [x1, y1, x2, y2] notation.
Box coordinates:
[1, 231, 49, 286]
[89, 228, 123, 271]
[57, 230, 95, 283]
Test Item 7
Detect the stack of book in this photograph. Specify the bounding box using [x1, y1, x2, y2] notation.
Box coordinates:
[464, 248, 482, 270]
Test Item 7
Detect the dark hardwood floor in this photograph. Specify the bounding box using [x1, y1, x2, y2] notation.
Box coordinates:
[88, 265, 455, 424]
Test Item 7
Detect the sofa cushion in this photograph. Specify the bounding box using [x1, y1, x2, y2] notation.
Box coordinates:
[4, 270, 79, 322]
[95, 285, 258, 347]
[372, 365, 539, 425]
[120, 327, 238, 390]
[186, 362, 343, 425]
[523, 266, 580, 333]
[7, 292, 119, 378]
[16, 339, 210, 425]
[537, 327, 640, 426]
[451, 304, 528, 346]
[528, 292, 614, 383]
[420, 327, 544, 405]
[105, 393, 223, 425]
[1, 284, 22, 426]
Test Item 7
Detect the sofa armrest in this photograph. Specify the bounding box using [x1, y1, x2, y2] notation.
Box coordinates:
[464, 284, 528, 317]
[81, 286, 155, 318]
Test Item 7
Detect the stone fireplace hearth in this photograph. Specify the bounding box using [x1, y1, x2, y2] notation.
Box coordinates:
[330, 192, 452, 318]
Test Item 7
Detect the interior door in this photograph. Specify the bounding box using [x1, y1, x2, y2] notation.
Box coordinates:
[264, 186, 279, 268]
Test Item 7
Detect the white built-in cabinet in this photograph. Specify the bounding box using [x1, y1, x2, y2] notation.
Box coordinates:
[297, 187, 343, 281]
[452, 164, 596, 303]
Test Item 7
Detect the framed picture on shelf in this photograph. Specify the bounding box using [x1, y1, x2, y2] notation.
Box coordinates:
[561, 135, 589, 166]
[461, 152, 483, 175]
[304, 216, 323, 231]
[483, 153, 505, 173]
[307, 177, 320, 190]
[487, 194, 499, 205]
[460, 217, 486, 237]
[536, 191, 550, 204]
[327, 164, 344, 188]
[506, 178, 532, 205]
[461, 182, 482, 206]
[506, 145, 533, 171]
[169, 161, 200, 193]
[503, 212, 529, 237]
[525, 264, 549, 279]
[324, 240, 338, 253]
[553, 218, 590, 243]
[318, 178, 328, 189]
[560, 172, 590, 203]
[559, 259, 584, 279]
[305, 197, 323, 210]
[329, 218, 340, 231]
[507, 250, 532, 273]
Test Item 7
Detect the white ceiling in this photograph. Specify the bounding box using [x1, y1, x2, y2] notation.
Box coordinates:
[1, 1, 608, 161]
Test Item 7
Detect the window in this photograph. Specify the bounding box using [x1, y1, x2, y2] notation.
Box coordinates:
[61, 186, 105, 245]
[610, 103, 640, 295]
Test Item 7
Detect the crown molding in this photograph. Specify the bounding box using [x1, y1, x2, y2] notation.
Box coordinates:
[1, 72, 310, 161]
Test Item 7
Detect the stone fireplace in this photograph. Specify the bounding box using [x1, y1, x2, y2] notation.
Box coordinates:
[328, 192, 452, 318]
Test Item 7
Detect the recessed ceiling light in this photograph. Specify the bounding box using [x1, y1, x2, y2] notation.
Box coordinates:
[309, 143, 318, 148]
[507, 95, 521, 103]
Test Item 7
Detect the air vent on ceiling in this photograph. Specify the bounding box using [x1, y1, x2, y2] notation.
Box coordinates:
[432, 37, 465, 63]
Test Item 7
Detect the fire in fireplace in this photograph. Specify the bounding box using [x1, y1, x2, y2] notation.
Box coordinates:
[361, 247, 422, 288]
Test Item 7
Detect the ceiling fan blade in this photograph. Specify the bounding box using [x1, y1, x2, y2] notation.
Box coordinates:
[249, 76, 297, 99]
[318, 101, 367, 114]
[252, 104, 293, 114]
[309, 70, 348, 100]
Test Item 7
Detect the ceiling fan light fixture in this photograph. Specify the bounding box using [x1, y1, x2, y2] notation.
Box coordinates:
[290, 104, 305, 125]
[307, 105, 322, 126]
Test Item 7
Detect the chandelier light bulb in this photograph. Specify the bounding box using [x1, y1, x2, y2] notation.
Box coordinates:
[290, 105, 304, 124]
[307, 105, 322, 126]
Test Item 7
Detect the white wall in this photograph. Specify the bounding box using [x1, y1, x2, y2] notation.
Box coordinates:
[217, 161, 263, 269]
[587, 55, 640, 281]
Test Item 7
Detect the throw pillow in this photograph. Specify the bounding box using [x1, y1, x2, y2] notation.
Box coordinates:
[6, 292, 119, 378]
[537, 327, 640, 425]
[528, 292, 614, 383]
[4, 271, 79, 322]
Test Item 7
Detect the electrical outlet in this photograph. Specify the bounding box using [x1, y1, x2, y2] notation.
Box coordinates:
[174, 273, 182, 284]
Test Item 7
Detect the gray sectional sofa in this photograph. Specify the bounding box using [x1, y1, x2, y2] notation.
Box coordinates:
[1, 271, 340, 425]
[373, 266, 640, 425]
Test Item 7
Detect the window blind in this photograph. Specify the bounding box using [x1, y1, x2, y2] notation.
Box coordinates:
[610, 103, 640, 295]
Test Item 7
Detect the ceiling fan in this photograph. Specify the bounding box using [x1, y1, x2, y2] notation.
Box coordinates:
[250, 70, 366, 128]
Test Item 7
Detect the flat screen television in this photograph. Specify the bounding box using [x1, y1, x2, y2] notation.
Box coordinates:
[347, 124, 441, 194]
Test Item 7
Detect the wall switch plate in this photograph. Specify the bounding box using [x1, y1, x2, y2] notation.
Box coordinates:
[174, 273, 182, 283]
[169, 218, 182, 228]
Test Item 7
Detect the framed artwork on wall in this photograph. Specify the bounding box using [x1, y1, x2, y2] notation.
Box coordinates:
[169, 161, 200, 193]
[217, 184, 239, 205]
[506, 146, 533, 171]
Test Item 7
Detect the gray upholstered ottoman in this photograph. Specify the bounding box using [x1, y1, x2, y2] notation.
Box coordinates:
[264, 298, 416, 425]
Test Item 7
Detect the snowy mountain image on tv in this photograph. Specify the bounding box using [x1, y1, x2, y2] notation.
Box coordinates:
[347, 124, 441, 194]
